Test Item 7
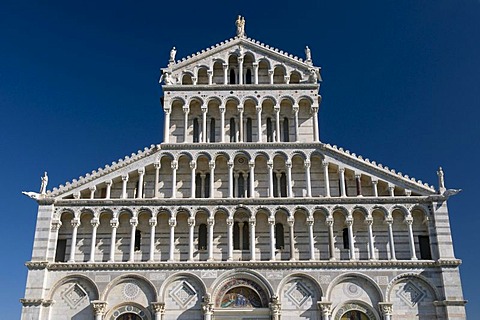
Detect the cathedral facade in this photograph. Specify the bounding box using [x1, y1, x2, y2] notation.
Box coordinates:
[21, 17, 466, 320]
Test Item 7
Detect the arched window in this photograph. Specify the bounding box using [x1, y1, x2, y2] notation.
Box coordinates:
[238, 173, 245, 198]
[193, 118, 200, 143]
[242, 222, 250, 250]
[134, 230, 141, 251]
[246, 118, 253, 142]
[198, 223, 207, 250]
[230, 69, 236, 84]
[275, 223, 284, 249]
[233, 222, 240, 249]
[266, 118, 273, 142]
[343, 228, 349, 249]
[195, 173, 202, 198]
[230, 118, 236, 142]
[205, 173, 211, 198]
[280, 172, 287, 197]
[246, 69, 252, 84]
[210, 118, 216, 142]
[283, 117, 289, 142]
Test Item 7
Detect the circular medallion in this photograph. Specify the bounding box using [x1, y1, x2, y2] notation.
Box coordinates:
[123, 282, 140, 300]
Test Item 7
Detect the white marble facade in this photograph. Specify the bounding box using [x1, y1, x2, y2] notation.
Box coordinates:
[21, 17, 466, 320]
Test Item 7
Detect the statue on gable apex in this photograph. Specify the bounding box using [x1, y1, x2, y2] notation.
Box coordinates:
[169, 47, 177, 63]
[40, 171, 48, 195]
[236, 15, 246, 37]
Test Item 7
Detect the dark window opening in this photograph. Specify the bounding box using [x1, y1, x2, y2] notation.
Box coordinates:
[266, 118, 273, 142]
[419, 236, 432, 260]
[246, 174, 251, 198]
[246, 118, 253, 142]
[199, 223, 207, 250]
[205, 173, 211, 198]
[273, 173, 279, 198]
[246, 69, 252, 84]
[134, 230, 141, 251]
[210, 118, 215, 142]
[230, 118, 236, 142]
[242, 222, 250, 250]
[195, 173, 202, 198]
[343, 228, 349, 250]
[193, 118, 200, 143]
[280, 172, 287, 197]
[230, 69, 236, 84]
[275, 223, 284, 249]
[283, 117, 289, 142]
[55, 239, 67, 262]
[238, 173, 245, 198]
[233, 222, 240, 249]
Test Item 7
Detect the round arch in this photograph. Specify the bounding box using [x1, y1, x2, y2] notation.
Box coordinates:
[326, 273, 384, 302]
[48, 274, 100, 301]
[332, 300, 380, 320]
[105, 302, 151, 320]
[101, 274, 158, 302]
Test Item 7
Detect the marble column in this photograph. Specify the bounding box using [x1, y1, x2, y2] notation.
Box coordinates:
[223, 63, 228, 85]
[355, 174, 362, 196]
[202, 106, 207, 143]
[312, 106, 319, 141]
[68, 218, 81, 262]
[238, 106, 244, 142]
[388, 184, 395, 197]
[386, 217, 396, 260]
[267, 160, 274, 197]
[88, 218, 100, 263]
[154, 162, 160, 198]
[137, 168, 145, 199]
[171, 160, 178, 199]
[149, 217, 157, 262]
[405, 215, 418, 260]
[238, 56, 244, 85]
[274, 105, 281, 142]
[109, 218, 119, 262]
[89, 186, 96, 199]
[268, 215, 276, 261]
[220, 106, 226, 143]
[305, 160, 312, 197]
[190, 160, 196, 198]
[164, 108, 171, 143]
[346, 216, 355, 260]
[249, 160, 255, 198]
[286, 160, 293, 197]
[268, 69, 274, 84]
[105, 180, 112, 199]
[366, 217, 375, 260]
[323, 161, 330, 197]
[318, 302, 332, 320]
[168, 217, 176, 261]
[256, 105, 262, 142]
[379, 302, 393, 320]
[270, 297, 281, 320]
[121, 174, 129, 199]
[183, 106, 189, 143]
[326, 216, 335, 260]
[128, 217, 138, 262]
[209, 160, 215, 198]
[91, 301, 107, 320]
[207, 70, 213, 85]
[207, 217, 215, 261]
[227, 218, 234, 261]
[253, 62, 259, 84]
[307, 216, 315, 260]
[339, 167, 346, 197]
[293, 104, 299, 142]
[151, 302, 166, 320]
[372, 179, 378, 197]
[249, 217, 256, 261]
[188, 217, 195, 261]
[287, 216, 295, 260]
[228, 160, 234, 198]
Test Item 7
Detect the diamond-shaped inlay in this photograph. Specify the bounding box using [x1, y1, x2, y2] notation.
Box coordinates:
[285, 281, 311, 307]
[61, 284, 87, 309]
[397, 280, 427, 307]
[170, 281, 197, 307]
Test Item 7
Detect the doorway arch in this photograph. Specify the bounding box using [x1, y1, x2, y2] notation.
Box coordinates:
[107, 304, 150, 320]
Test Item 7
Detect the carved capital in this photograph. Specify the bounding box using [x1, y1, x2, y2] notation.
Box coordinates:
[293, 104, 299, 113]
[129, 217, 138, 227]
[405, 216, 413, 225]
[138, 168, 145, 175]
[201, 106, 208, 113]
[256, 105, 262, 113]
[322, 160, 329, 168]
[154, 161, 161, 169]
[105, 179, 113, 186]
[91, 300, 107, 315]
[345, 217, 353, 226]
[149, 218, 157, 227]
[220, 106, 226, 113]
[71, 218, 81, 228]
[249, 160, 255, 169]
[151, 301, 165, 314]
[91, 218, 100, 228]
[325, 217, 334, 227]
[285, 160, 292, 168]
[171, 160, 178, 170]
[188, 217, 196, 227]
[268, 216, 275, 225]
[227, 160, 234, 168]
[365, 217, 373, 226]
[287, 216, 295, 227]
[169, 218, 177, 227]
[249, 217, 256, 226]
[51, 219, 62, 232]
[317, 301, 332, 315]
[209, 160, 215, 170]
[190, 160, 196, 170]
[306, 216, 314, 226]
[110, 218, 119, 228]
[226, 218, 234, 226]
[304, 159, 311, 169]
[121, 174, 129, 182]
[183, 106, 189, 114]
[274, 105, 280, 112]
[378, 302, 393, 315]
[89, 186, 97, 192]
[267, 160, 274, 169]
[207, 217, 215, 226]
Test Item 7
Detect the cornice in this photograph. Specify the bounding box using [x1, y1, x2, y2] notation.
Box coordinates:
[25, 261, 49, 270]
[43, 259, 461, 271]
[20, 298, 53, 307]
[164, 83, 319, 92]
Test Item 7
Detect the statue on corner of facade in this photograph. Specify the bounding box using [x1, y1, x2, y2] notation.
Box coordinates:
[305, 46, 311, 61]
[169, 47, 177, 63]
[40, 171, 48, 195]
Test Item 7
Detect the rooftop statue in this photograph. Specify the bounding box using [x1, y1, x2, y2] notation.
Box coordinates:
[40, 171, 48, 195]
[236, 15, 246, 37]
[305, 46, 311, 61]
[169, 47, 177, 63]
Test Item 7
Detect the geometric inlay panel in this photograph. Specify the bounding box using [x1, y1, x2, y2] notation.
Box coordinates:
[170, 281, 197, 307]
[285, 281, 312, 308]
[343, 283, 362, 298]
[123, 282, 140, 300]
[396, 280, 427, 308]
[61, 283, 88, 309]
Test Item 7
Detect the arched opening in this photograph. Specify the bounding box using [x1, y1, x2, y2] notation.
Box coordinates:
[197, 67, 208, 85]
[230, 118, 236, 142]
[117, 313, 142, 320]
[273, 66, 286, 84]
[229, 69, 236, 84]
[213, 60, 224, 84]
[238, 173, 245, 198]
[290, 71, 301, 84]
[245, 69, 252, 84]
[266, 118, 273, 142]
[233, 221, 250, 250]
[258, 60, 270, 84]
[182, 73, 193, 85]
[228, 55, 239, 84]
[275, 223, 285, 249]
[195, 173, 202, 198]
[340, 310, 369, 320]
[198, 223, 207, 250]
[343, 227, 350, 249]
[134, 230, 141, 251]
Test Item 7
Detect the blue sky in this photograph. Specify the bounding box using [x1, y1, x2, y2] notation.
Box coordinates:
[1, 1, 479, 317]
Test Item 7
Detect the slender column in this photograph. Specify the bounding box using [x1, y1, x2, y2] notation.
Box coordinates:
[200, 174, 206, 198]
[88, 218, 100, 263]
[388, 184, 395, 197]
[287, 216, 295, 260]
[238, 106, 244, 142]
[137, 168, 145, 198]
[92, 301, 107, 320]
[270, 297, 281, 320]
[286, 160, 293, 197]
[346, 216, 355, 260]
[249, 217, 256, 261]
[228, 160, 234, 198]
[268, 215, 276, 261]
[148, 218, 157, 262]
[256, 106, 262, 142]
[379, 302, 393, 320]
[220, 106, 226, 143]
[405, 215, 418, 260]
[121, 174, 129, 199]
[252, 62, 259, 84]
[207, 70, 213, 85]
[238, 222, 244, 249]
[183, 106, 189, 143]
[326, 216, 335, 260]
[307, 216, 315, 260]
[293, 104, 299, 142]
[366, 217, 375, 260]
[207, 217, 215, 261]
[105, 180, 112, 199]
[154, 162, 160, 198]
[171, 160, 178, 198]
[304, 160, 312, 197]
[89, 186, 96, 199]
[276, 173, 282, 197]
[267, 160, 274, 197]
[249, 160, 255, 198]
[209, 160, 215, 198]
[372, 179, 378, 197]
[274, 105, 280, 142]
[128, 217, 138, 262]
[164, 109, 171, 143]
[318, 302, 332, 320]
[355, 174, 362, 196]
[202, 106, 207, 143]
[339, 167, 346, 197]
[386, 217, 396, 260]
[68, 218, 81, 262]
[109, 218, 118, 262]
[188, 217, 195, 261]
[312, 106, 319, 141]
[268, 69, 274, 84]
[223, 63, 228, 84]
[227, 218, 234, 261]
[203, 301, 214, 320]
[238, 56, 244, 84]
[168, 217, 176, 261]
[323, 161, 330, 197]
[151, 302, 166, 320]
[190, 161, 196, 198]
[50, 219, 62, 262]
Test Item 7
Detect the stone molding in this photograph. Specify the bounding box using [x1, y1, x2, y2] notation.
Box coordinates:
[20, 298, 53, 307]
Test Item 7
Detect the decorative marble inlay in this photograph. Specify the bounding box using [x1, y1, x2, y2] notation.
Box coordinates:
[286, 281, 311, 307]
[123, 282, 140, 300]
[170, 281, 197, 307]
[397, 280, 427, 307]
[266, 272, 283, 279]
[319, 275, 331, 284]
[149, 273, 166, 280]
[343, 283, 361, 298]
[201, 270, 218, 278]
[62, 284, 87, 309]
[95, 275, 111, 282]
[376, 276, 389, 286]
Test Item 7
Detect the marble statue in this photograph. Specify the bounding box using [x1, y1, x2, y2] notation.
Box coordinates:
[40, 171, 48, 195]
[169, 47, 177, 62]
[236, 15, 245, 37]
[437, 167, 445, 192]
[305, 46, 311, 61]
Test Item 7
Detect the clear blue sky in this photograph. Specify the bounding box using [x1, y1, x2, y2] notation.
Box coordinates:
[1, 1, 479, 317]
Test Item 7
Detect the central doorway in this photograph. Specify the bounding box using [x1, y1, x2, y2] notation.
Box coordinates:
[116, 314, 142, 320]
